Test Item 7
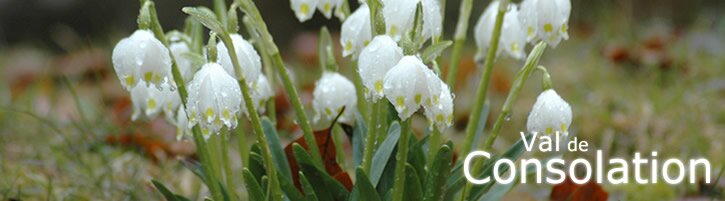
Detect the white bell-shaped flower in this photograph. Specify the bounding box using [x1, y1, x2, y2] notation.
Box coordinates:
[526, 89, 572, 136]
[519, 0, 571, 47]
[159, 83, 181, 118]
[474, 1, 527, 60]
[424, 80, 454, 131]
[112, 29, 172, 90]
[340, 4, 372, 57]
[169, 40, 195, 82]
[186, 63, 242, 138]
[217, 34, 262, 83]
[358, 35, 404, 102]
[246, 74, 275, 115]
[317, 0, 342, 19]
[421, 0, 443, 41]
[130, 82, 163, 120]
[176, 107, 192, 140]
[312, 72, 357, 124]
[290, 0, 317, 22]
[383, 56, 429, 120]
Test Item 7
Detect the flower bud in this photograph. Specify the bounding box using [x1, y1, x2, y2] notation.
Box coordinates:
[526, 89, 572, 136]
[112, 29, 172, 90]
[383, 56, 429, 120]
[217, 34, 262, 84]
[358, 35, 403, 102]
[290, 0, 317, 22]
[340, 4, 372, 57]
[186, 63, 242, 138]
[519, 0, 571, 47]
[312, 72, 357, 124]
[474, 1, 527, 60]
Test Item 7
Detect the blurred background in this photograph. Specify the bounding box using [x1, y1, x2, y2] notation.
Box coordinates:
[0, 0, 723, 200]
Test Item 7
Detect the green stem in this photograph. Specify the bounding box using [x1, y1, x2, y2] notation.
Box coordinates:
[208, 134, 225, 187]
[236, 123, 249, 167]
[238, 0, 325, 167]
[350, 62, 368, 119]
[427, 127, 441, 168]
[462, 42, 546, 201]
[242, 16, 277, 123]
[461, 0, 509, 154]
[361, 101, 381, 174]
[392, 119, 412, 201]
[366, 0, 386, 36]
[220, 130, 236, 199]
[213, 0, 228, 26]
[141, 1, 225, 200]
[444, 0, 473, 89]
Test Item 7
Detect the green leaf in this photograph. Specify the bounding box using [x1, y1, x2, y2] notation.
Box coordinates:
[226, 3, 240, 33]
[349, 168, 381, 201]
[421, 40, 453, 63]
[248, 152, 267, 183]
[404, 164, 423, 201]
[278, 169, 305, 201]
[318, 26, 338, 72]
[180, 158, 207, 185]
[370, 121, 401, 187]
[242, 168, 265, 201]
[422, 145, 453, 201]
[261, 117, 293, 181]
[467, 133, 534, 200]
[478, 180, 515, 201]
[298, 172, 320, 201]
[182, 6, 226, 36]
[292, 144, 350, 201]
[408, 135, 427, 182]
[352, 112, 367, 167]
[376, 147, 397, 198]
[151, 179, 191, 201]
[471, 102, 490, 153]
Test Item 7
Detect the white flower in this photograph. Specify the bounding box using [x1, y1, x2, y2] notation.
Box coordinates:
[112, 29, 172, 90]
[526, 89, 572, 136]
[358, 35, 404, 102]
[340, 4, 372, 57]
[291, 0, 317, 22]
[186, 63, 242, 138]
[383, 56, 429, 120]
[217, 34, 262, 83]
[159, 83, 181, 119]
[421, 0, 443, 41]
[247, 74, 274, 115]
[176, 107, 191, 140]
[317, 0, 342, 19]
[382, 0, 442, 42]
[169, 40, 195, 82]
[474, 1, 527, 60]
[519, 0, 571, 47]
[424, 80, 454, 131]
[312, 72, 357, 123]
[130, 82, 162, 120]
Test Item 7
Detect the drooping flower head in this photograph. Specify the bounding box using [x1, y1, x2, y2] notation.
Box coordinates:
[382, 0, 442, 42]
[129, 82, 180, 121]
[383, 56, 430, 120]
[168, 38, 195, 82]
[217, 34, 262, 84]
[358, 35, 403, 102]
[312, 72, 358, 124]
[340, 4, 372, 57]
[247, 74, 275, 115]
[317, 0, 343, 19]
[290, 0, 317, 22]
[474, 1, 527, 60]
[519, 0, 571, 47]
[186, 63, 242, 138]
[526, 89, 572, 136]
[112, 29, 172, 90]
[424, 80, 454, 131]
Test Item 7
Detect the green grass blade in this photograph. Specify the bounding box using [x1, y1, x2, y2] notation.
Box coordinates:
[370, 121, 401, 187]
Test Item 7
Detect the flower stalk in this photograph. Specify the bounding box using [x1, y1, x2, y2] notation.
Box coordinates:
[461, 0, 509, 154]
[444, 0, 473, 89]
[392, 119, 412, 201]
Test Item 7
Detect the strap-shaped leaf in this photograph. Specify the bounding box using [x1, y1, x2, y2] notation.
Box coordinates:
[421, 40, 453, 63]
[467, 133, 533, 200]
[404, 164, 423, 201]
[261, 117, 293, 181]
[242, 168, 265, 201]
[370, 121, 401, 187]
[352, 112, 367, 167]
[422, 145, 453, 201]
[151, 180, 192, 201]
[298, 172, 320, 201]
[349, 168, 381, 201]
[278, 169, 305, 201]
[182, 7, 226, 36]
[292, 144, 350, 201]
[318, 27, 338, 72]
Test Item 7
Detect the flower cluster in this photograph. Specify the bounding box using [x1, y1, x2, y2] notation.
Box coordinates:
[475, 0, 570, 59]
[290, 0, 346, 22]
[111, 29, 273, 140]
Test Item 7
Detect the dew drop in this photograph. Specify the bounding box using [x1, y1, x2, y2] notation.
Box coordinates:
[504, 114, 512, 121]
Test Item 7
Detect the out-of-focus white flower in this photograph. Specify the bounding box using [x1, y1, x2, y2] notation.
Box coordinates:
[474, 1, 527, 60]
[382, 0, 442, 42]
[421, 0, 443, 41]
[112, 29, 172, 90]
[291, 0, 317, 22]
[340, 4, 372, 57]
[186, 63, 242, 138]
[248, 74, 274, 115]
[312, 72, 357, 123]
[519, 0, 571, 47]
[169, 40, 195, 82]
[217, 34, 262, 83]
[358, 35, 404, 102]
[526, 89, 572, 136]
[383, 56, 429, 120]
[130, 82, 162, 120]
[176, 107, 191, 140]
[317, 0, 342, 19]
[424, 80, 454, 131]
